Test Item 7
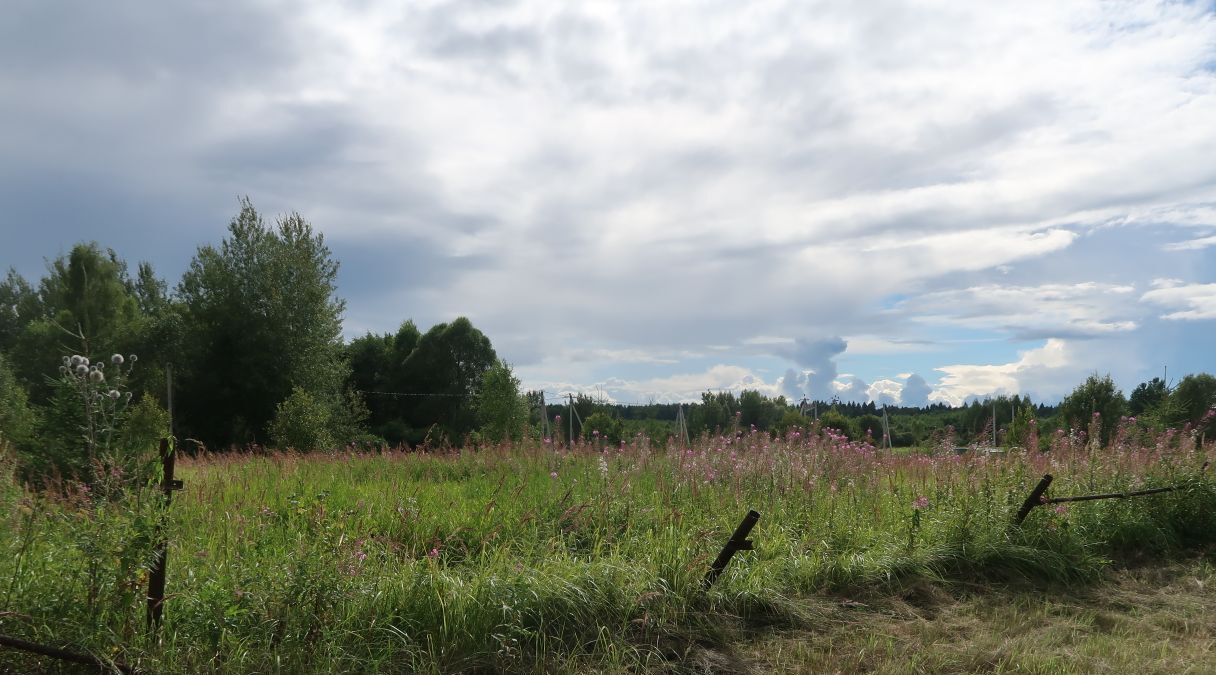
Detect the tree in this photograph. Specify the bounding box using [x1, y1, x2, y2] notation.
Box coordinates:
[175, 199, 349, 448]
[475, 360, 528, 445]
[1129, 377, 1168, 416]
[396, 317, 497, 442]
[818, 409, 855, 440]
[0, 268, 37, 356]
[9, 244, 148, 402]
[1058, 374, 1127, 447]
[1160, 373, 1216, 436]
[0, 352, 36, 451]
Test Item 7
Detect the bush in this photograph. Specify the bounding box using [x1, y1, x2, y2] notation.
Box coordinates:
[0, 352, 36, 450]
[269, 387, 334, 451]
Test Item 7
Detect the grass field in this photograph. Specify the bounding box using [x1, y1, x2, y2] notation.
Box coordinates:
[1, 421, 1213, 673]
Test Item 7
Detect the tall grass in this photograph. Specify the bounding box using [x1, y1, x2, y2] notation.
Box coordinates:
[1, 420, 1213, 673]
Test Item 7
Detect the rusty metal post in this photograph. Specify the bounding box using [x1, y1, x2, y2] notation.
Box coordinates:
[703, 510, 760, 589]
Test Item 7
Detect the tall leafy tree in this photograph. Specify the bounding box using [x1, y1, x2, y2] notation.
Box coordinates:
[1058, 373, 1127, 447]
[175, 199, 348, 448]
[9, 244, 151, 403]
[397, 317, 496, 442]
[475, 360, 528, 444]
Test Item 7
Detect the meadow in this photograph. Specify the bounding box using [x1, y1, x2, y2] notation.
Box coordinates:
[1, 419, 1214, 673]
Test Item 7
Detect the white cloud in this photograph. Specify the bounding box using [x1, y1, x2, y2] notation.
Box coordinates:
[1163, 234, 1216, 252]
[4, 1, 1216, 402]
[898, 282, 1141, 338]
[867, 378, 902, 406]
[1141, 280, 1216, 320]
[932, 339, 1074, 406]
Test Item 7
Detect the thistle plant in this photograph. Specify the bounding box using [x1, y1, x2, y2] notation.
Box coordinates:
[40, 352, 141, 485]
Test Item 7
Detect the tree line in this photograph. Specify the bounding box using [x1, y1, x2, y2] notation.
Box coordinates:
[1, 200, 1214, 483]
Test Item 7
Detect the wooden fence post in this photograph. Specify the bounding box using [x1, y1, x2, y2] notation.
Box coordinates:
[1014, 474, 1053, 525]
[147, 438, 182, 632]
[703, 510, 760, 589]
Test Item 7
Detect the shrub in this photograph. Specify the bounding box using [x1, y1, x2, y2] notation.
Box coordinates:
[269, 386, 334, 451]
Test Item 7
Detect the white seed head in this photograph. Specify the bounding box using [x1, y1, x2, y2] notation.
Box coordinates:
[108, 390, 120, 400]
[59, 366, 68, 375]
[63, 356, 71, 366]
[75, 365, 88, 376]
[111, 353, 124, 365]
[89, 370, 104, 383]
[128, 354, 138, 363]
[70, 355, 83, 366]
[81, 357, 89, 367]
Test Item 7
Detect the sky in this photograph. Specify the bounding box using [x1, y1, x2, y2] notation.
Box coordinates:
[2, 0, 1216, 406]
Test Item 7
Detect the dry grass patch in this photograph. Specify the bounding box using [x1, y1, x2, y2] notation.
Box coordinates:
[742, 554, 1216, 674]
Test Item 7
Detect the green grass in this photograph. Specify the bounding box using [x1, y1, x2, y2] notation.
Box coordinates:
[1, 424, 1213, 673]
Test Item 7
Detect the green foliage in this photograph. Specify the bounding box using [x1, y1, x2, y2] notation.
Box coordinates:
[27, 352, 141, 484]
[817, 409, 855, 439]
[1161, 374, 1216, 436]
[2, 428, 1212, 673]
[348, 317, 497, 444]
[269, 387, 335, 452]
[0, 352, 37, 450]
[0, 267, 37, 355]
[175, 199, 349, 448]
[1058, 373, 1127, 447]
[773, 409, 809, 437]
[855, 414, 885, 442]
[7, 244, 151, 402]
[1129, 377, 1168, 416]
[475, 360, 528, 445]
[582, 411, 623, 445]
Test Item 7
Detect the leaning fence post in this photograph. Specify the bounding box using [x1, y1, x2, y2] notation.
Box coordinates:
[1014, 474, 1053, 525]
[703, 510, 760, 589]
[147, 438, 183, 632]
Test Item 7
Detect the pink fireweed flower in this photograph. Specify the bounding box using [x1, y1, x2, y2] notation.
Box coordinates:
[912, 496, 930, 510]
[550, 471, 558, 478]
[1054, 504, 1069, 516]
[427, 547, 440, 559]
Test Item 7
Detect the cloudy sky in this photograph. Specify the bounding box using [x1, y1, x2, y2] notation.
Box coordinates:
[3, 1, 1216, 405]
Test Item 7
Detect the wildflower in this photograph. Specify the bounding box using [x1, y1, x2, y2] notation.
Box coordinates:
[75, 364, 88, 376]
[89, 369, 104, 383]
[427, 547, 440, 559]
[111, 354, 124, 365]
[912, 496, 930, 510]
[129, 354, 137, 362]
[108, 390, 120, 400]
[550, 471, 558, 479]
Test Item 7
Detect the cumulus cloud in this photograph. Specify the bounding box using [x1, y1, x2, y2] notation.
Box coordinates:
[835, 376, 870, 403]
[867, 378, 902, 406]
[1141, 279, 1216, 320]
[933, 339, 1081, 405]
[900, 374, 933, 407]
[4, 1, 1216, 402]
[774, 337, 848, 400]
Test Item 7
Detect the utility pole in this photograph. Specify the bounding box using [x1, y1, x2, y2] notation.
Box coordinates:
[568, 393, 574, 445]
